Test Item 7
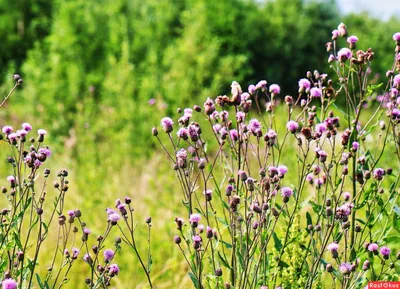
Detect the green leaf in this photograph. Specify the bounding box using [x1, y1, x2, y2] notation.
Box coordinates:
[306, 212, 312, 227]
[272, 232, 282, 252]
[217, 252, 231, 269]
[188, 272, 200, 289]
[221, 240, 232, 249]
[36, 273, 45, 289]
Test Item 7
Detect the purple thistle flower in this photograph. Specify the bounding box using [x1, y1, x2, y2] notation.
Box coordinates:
[189, 213, 201, 224]
[184, 108, 193, 118]
[83, 228, 91, 235]
[347, 35, 358, 44]
[373, 168, 385, 181]
[327, 242, 339, 252]
[315, 123, 327, 135]
[2, 126, 13, 135]
[2, 278, 18, 289]
[393, 32, 400, 41]
[281, 187, 293, 198]
[188, 124, 200, 142]
[83, 253, 92, 263]
[380, 246, 390, 258]
[392, 108, 400, 119]
[108, 213, 121, 224]
[39, 147, 52, 157]
[67, 210, 75, 217]
[37, 129, 47, 136]
[249, 119, 262, 136]
[204, 97, 216, 115]
[352, 141, 359, 151]
[109, 264, 120, 275]
[229, 129, 239, 142]
[277, 165, 288, 177]
[332, 29, 340, 39]
[16, 129, 28, 137]
[337, 48, 352, 62]
[72, 248, 80, 258]
[343, 192, 351, 201]
[256, 80, 267, 90]
[298, 78, 311, 92]
[393, 75, 400, 88]
[368, 243, 379, 253]
[286, 121, 299, 133]
[306, 174, 314, 184]
[269, 84, 281, 94]
[339, 263, 352, 275]
[248, 84, 256, 94]
[177, 128, 188, 140]
[104, 249, 115, 262]
[148, 98, 156, 105]
[176, 149, 188, 169]
[317, 150, 328, 162]
[197, 224, 205, 233]
[310, 87, 322, 98]
[328, 54, 336, 63]
[213, 124, 222, 134]
[160, 117, 174, 133]
[236, 111, 246, 123]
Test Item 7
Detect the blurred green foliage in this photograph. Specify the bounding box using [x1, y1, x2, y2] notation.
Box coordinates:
[0, 0, 399, 209]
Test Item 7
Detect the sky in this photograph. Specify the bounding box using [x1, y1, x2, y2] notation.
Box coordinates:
[337, 0, 400, 20]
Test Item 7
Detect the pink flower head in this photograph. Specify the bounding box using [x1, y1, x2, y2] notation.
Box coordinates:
[2, 126, 13, 135]
[315, 123, 327, 134]
[16, 130, 28, 137]
[368, 243, 379, 252]
[108, 213, 121, 223]
[347, 35, 358, 44]
[269, 84, 281, 94]
[281, 187, 293, 198]
[2, 278, 18, 289]
[328, 54, 336, 63]
[184, 108, 193, 118]
[83, 253, 92, 263]
[337, 48, 352, 62]
[104, 249, 115, 262]
[277, 165, 288, 177]
[298, 78, 311, 91]
[241, 92, 251, 102]
[373, 168, 385, 181]
[310, 87, 322, 98]
[37, 129, 47, 136]
[286, 120, 299, 133]
[380, 246, 390, 257]
[8, 133, 18, 142]
[109, 264, 120, 275]
[393, 75, 400, 87]
[22, 123, 32, 131]
[192, 235, 202, 243]
[248, 84, 256, 94]
[39, 147, 52, 157]
[339, 262, 352, 275]
[148, 98, 156, 105]
[177, 128, 188, 140]
[213, 124, 221, 134]
[393, 32, 400, 42]
[7, 176, 15, 184]
[229, 129, 239, 142]
[255, 80, 267, 90]
[249, 119, 262, 136]
[161, 117, 174, 133]
[343, 192, 351, 201]
[236, 111, 246, 123]
[67, 210, 75, 217]
[83, 228, 91, 235]
[332, 29, 340, 39]
[189, 213, 201, 224]
[72, 248, 80, 258]
[352, 141, 359, 151]
[327, 242, 339, 252]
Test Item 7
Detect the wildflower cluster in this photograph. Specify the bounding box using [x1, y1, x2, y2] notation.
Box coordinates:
[155, 23, 400, 289]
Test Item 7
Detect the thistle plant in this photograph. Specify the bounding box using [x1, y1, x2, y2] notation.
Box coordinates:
[0, 77, 121, 289]
[155, 23, 400, 289]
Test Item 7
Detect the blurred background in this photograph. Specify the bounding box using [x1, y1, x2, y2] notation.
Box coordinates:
[0, 0, 399, 288]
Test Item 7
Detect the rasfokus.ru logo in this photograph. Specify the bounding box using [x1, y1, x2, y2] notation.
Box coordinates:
[369, 282, 400, 288]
